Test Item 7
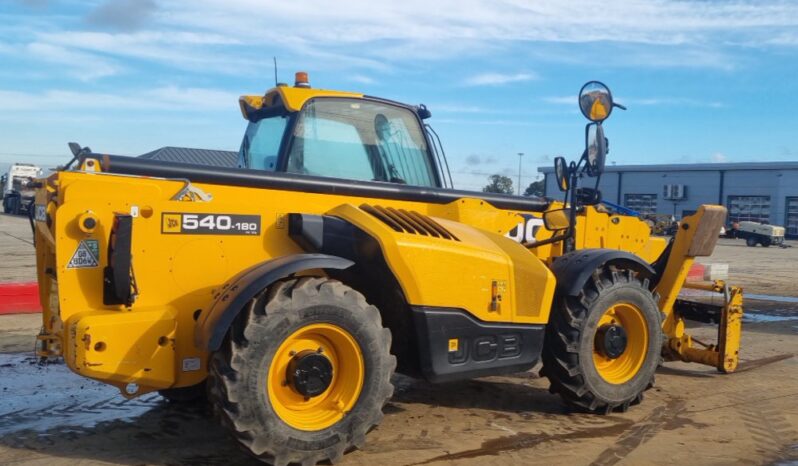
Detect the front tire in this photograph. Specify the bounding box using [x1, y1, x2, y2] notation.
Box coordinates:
[3, 195, 17, 215]
[541, 268, 662, 413]
[208, 277, 395, 466]
[10, 196, 20, 215]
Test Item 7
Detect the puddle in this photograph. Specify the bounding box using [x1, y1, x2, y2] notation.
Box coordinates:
[744, 313, 798, 323]
[746, 294, 798, 304]
[0, 354, 160, 434]
[677, 292, 798, 324]
[743, 312, 798, 324]
[0, 353, 252, 465]
[770, 444, 798, 465]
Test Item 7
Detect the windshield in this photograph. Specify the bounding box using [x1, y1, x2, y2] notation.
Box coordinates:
[286, 98, 436, 187]
[240, 114, 290, 171]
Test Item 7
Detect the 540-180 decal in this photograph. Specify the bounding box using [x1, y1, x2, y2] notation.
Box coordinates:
[161, 213, 261, 235]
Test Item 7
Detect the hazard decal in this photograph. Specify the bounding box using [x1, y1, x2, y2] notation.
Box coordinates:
[67, 240, 100, 268]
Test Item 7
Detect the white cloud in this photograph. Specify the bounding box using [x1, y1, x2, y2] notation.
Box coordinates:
[32, 30, 247, 73]
[169, 0, 798, 47]
[349, 74, 375, 84]
[432, 104, 487, 113]
[4, 0, 795, 83]
[463, 72, 536, 86]
[0, 0, 795, 97]
[711, 152, 728, 163]
[543, 96, 575, 105]
[26, 42, 123, 80]
[0, 86, 239, 112]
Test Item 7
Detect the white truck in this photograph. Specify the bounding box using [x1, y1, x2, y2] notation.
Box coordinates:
[1, 163, 43, 215]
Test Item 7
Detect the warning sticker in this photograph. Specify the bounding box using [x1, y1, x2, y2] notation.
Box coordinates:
[34, 204, 46, 222]
[67, 240, 99, 268]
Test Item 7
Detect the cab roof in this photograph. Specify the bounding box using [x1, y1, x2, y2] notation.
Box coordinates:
[239, 84, 363, 121]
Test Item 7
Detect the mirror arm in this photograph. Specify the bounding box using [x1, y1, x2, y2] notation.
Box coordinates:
[562, 167, 581, 253]
[613, 102, 627, 110]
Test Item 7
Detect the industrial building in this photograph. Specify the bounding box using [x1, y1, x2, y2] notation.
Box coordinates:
[139, 146, 238, 167]
[540, 161, 798, 238]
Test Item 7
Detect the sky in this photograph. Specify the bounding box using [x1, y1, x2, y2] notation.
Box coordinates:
[1, 1, 798, 192]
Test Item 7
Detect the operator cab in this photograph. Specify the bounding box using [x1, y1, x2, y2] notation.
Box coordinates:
[238, 72, 448, 188]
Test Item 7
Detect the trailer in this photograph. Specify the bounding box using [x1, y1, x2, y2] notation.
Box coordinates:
[731, 221, 785, 247]
[2, 163, 42, 215]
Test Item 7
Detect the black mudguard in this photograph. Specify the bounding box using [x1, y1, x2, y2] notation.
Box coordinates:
[195, 253, 353, 351]
[551, 248, 656, 296]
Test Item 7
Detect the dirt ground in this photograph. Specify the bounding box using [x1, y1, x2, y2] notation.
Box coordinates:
[0, 214, 796, 466]
[0, 213, 36, 283]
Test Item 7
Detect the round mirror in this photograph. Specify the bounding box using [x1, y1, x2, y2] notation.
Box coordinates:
[586, 124, 607, 176]
[554, 156, 569, 192]
[579, 81, 613, 122]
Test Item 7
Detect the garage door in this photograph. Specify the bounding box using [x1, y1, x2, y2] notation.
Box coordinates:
[787, 197, 798, 238]
[624, 194, 658, 215]
[727, 195, 771, 223]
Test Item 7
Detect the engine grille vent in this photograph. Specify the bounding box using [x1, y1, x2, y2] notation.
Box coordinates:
[360, 204, 459, 241]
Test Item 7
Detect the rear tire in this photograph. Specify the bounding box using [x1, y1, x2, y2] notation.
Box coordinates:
[541, 268, 662, 413]
[208, 277, 395, 466]
[746, 236, 758, 247]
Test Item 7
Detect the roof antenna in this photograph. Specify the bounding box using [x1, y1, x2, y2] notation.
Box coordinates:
[273, 57, 278, 86]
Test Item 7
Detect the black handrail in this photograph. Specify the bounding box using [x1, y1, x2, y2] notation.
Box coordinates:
[86, 153, 550, 213]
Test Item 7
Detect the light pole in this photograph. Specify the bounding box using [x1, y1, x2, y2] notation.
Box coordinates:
[517, 152, 524, 195]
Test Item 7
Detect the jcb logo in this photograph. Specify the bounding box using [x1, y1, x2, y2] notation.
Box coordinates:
[505, 217, 544, 244]
[162, 214, 182, 233]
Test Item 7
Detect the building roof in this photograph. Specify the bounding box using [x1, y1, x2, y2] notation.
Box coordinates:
[139, 146, 238, 167]
[538, 160, 798, 173]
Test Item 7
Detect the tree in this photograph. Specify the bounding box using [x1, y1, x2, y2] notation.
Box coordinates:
[524, 179, 545, 197]
[482, 174, 514, 194]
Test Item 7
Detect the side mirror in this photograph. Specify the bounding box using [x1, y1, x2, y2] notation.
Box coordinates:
[554, 156, 569, 192]
[417, 104, 431, 120]
[579, 81, 614, 123]
[543, 208, 572, 231]
[586, 124, 607, 176]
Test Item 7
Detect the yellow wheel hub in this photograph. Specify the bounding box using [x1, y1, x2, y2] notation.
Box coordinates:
[592, 303, 648, 384]
[267, 323, 364, 431]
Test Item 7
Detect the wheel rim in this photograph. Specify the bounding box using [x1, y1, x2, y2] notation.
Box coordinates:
[267, 323, 365, 431]
[592, 303, 648, 384]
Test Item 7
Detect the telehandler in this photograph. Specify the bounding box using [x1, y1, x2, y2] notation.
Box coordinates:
[31, 74, 742, 465]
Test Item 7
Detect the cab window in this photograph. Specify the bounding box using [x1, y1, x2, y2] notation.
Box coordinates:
[286, 98, 436, 187]
[240, 114, 289, 171]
